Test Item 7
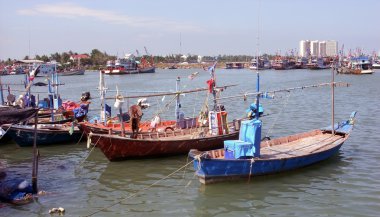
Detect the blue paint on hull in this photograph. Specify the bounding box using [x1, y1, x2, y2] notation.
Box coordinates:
[192, 143, 344, 183]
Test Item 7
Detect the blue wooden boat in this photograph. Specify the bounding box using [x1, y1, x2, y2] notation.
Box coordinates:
[3, 124, 82, 147]
[189, 112, 356, 184]
[189, 59, 355, 184]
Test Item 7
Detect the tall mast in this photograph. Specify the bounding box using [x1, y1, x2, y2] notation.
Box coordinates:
[255, 0, 261, 120]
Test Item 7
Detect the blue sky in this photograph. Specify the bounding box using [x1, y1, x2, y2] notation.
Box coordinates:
[0, 0, 379, 60]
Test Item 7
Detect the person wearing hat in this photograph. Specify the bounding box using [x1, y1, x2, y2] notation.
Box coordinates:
[129, 99, 143, 138]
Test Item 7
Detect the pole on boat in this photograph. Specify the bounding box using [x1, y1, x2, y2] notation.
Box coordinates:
[115, 86, 125, 137]
[175, 77, 180, 121]
[211, 62, 218, 111]
[99, 70, 106, 125]
[255, 2, 261, 120]
[0, 76, 4, 105]
[332, 59, 335, 135]
[31, 112, 38, 194]
[118, 105, 125, 137]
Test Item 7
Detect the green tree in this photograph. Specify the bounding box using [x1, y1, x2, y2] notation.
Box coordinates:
[40, 55, 49, 62]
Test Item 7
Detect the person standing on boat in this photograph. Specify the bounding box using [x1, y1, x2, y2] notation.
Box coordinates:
[129, 99, 144, 139]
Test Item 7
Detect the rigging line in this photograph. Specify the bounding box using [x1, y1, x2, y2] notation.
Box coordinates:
[217, 82, 349, 101]
[104, 84, 238, 100]
[83, 157, 199, 217]
[79, 133, 101, 166]
[264, 91, 292, 138]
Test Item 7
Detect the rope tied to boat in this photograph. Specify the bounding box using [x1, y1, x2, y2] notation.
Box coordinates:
[0, 124, 13, 140]
[80, 133, 102, 166]
[84, 157, 197, 217]
[248, 158, 255, 183]
[194, 153, 204, 172]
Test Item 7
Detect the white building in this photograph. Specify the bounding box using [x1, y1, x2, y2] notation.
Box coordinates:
[326, 40, 338, 57]
[318, 41, 326, 57]
[299, 40, 310, 57]
[310, 40, 319, 57]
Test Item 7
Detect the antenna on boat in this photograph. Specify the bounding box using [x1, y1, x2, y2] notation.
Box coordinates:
[255, 0, 261, 120]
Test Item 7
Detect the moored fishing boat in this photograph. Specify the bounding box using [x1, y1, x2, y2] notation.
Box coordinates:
[337, 56, 374, 74]
[189, 63, 355, 184]
[3, 123, 82, 147]
[372, 60, 380, 69]
[306, 58, 330, 70]
[86, 62, 243, 161]
[103, 54, 139, 75]
[59, 68, 85, 76]
[88, 123, 239, 161]
[189, 113, 356, 184]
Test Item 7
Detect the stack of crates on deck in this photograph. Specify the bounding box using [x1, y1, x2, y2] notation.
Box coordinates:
[224, 119, 262, 159]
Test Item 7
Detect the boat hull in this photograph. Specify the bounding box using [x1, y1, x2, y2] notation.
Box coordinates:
[104, 69, 139, 75]
[5, 125, 82, 147]
[59, 69, 85, 76]
[89, 131, 239, 161]
[139, 66, 155, 73]
[190, 142, 343, 184]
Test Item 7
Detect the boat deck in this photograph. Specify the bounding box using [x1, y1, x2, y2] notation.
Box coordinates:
[206, 131, 346, 160]
[260, 133, 344, 159]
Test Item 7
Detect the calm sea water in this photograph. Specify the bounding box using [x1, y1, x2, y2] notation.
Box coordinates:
[1, 68, 379, 217]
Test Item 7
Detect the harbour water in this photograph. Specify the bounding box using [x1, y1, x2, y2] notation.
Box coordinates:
[1, 68, 379, 216]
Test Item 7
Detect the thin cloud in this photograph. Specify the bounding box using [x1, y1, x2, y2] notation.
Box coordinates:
[17, 2, 203, 32]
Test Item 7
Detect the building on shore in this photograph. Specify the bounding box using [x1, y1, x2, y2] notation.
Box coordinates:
[326, 40, 338, 57]
[299, 40, 310, 58]
[310, 40, 319, 57]
[319, 41, 326, 57]
[299, 40, 338, 57]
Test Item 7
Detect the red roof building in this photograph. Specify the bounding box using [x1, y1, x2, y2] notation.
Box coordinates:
[70, 54, 89, 61]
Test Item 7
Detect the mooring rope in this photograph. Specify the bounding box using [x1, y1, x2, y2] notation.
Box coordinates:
[75, 130, 85, 145]
[247, 158, 255, 183]
[0, 124, 13, 140]
[79, 133, 102, 166]
[83, 156, 200, 217]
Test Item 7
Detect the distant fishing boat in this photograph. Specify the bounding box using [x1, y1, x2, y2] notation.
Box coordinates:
[372, 60, 380, 69]
[306, 58, 330, 70]
[272, 57, 296, 70]
[338, 56, 374, 74]
[59, 68, 85, 76]
[59, 55, 85, 76]
[249, 57, 271, 70]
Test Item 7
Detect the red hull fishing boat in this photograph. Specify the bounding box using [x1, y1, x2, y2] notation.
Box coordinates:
[88, 125, 239, 161]
[85, 62, 241, 161]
